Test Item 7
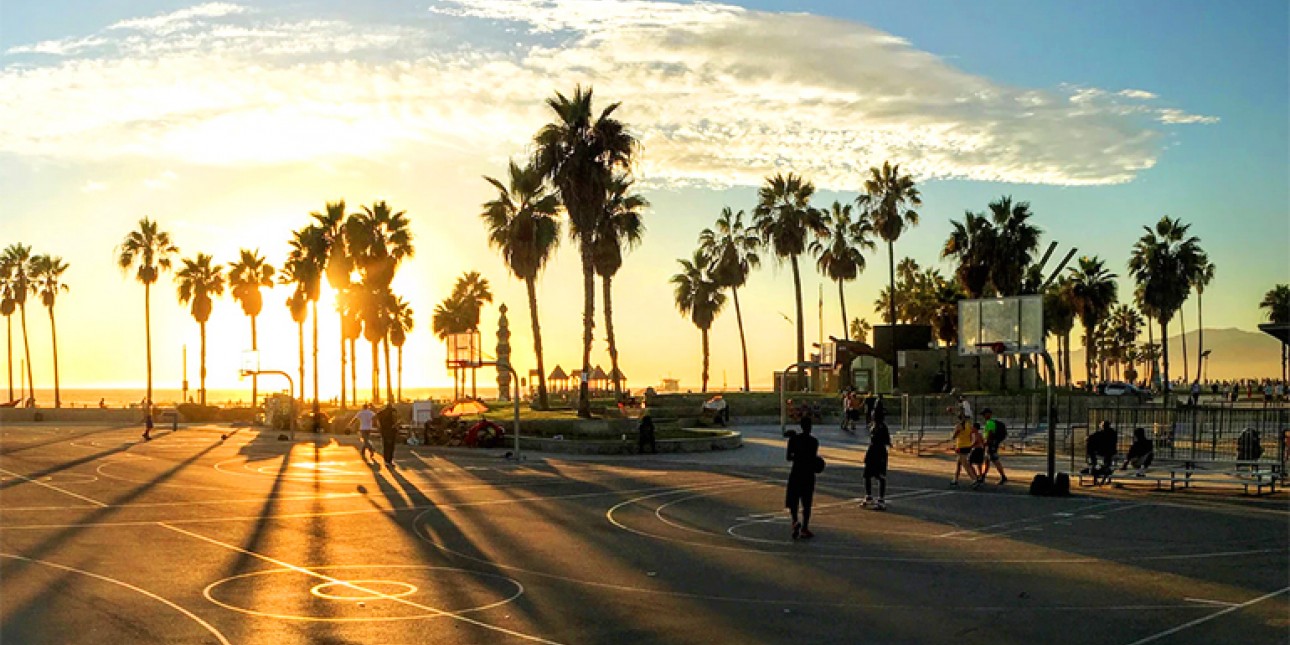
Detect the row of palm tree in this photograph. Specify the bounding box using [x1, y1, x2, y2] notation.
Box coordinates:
[0, 245, 69, 406]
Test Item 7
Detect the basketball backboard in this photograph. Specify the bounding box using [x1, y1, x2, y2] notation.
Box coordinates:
[240, 350, 260, 376]
[958, 295, 1044, 356]
[446, 331, 482, 368]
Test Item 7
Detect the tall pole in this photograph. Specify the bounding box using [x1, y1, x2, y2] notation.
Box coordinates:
[182, 345, 188, 404]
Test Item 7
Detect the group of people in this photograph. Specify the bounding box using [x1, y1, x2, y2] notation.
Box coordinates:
[948, 397, 1009, 488]
[1083, 421, 1156, 483]
[348, 402, 402, 468]
[784, 400, 892, 539]
[839, 388, 886, 434]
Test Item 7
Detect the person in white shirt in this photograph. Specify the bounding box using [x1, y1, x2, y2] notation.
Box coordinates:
[349, 404, 377, 460]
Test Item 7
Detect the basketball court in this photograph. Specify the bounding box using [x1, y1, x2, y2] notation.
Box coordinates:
[1, 420, 1286, 644]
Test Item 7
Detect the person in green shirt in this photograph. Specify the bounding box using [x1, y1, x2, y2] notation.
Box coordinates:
[980, 408, 1008, 484]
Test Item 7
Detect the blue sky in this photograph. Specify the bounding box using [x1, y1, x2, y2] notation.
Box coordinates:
[1, 1, 1286, 390]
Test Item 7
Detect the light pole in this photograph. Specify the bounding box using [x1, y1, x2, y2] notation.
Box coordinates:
[1201, 350, 1212, 383]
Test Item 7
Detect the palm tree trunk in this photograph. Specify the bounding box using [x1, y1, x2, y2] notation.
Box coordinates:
[577, 242, 595, 418]
[838, 279, 849, 341]
[1084, 328, 1094, 388]
[1180, 311, 1189, 383]
[1196, 293, 1204, 383]
[1145, 314, 1155, 386]
[339, 313, 346, 409]
[397, 346, 403, 402]
[370, 340, 380, 405]
[603, 276, 622, 398]
[1063, 333, 1072, 386]
[6, 315, 12, 402]
[145, 283, 152, 406]
[886, 240, 899, 389]
[526, 278, 549, 410]
[1160, 317, 1171, 405]
[790, 254, 805, 366]
[349, 338, 357, 404]
[732, 285, 750, 392]
[199, 321, 207, 406]
[701, 327, 710, 393]
[48, 305, 60, 408]
[383, 338, 393, 404]
[311, 301, 320, 428]
[250, 315, 259, 408]
[298, 321, 306, 401]
[19, 304, 32, 405]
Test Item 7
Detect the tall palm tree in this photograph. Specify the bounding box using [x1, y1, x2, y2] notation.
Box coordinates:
[859, 161, 921, 387]
[29, 255, 68, 408]
[848, 318, 872, 344]
[698, 207, 761, 391]
[286, 225, 327, 422]
[481, 159, 561, 409]
[941, 211, 996, 298]
[313, 201, 352, 409]
[753, 173, 825, 368]
[338, 288, 363, 404]
[1, 246, 34, 404]
[432, 294, 474, 400]
[592, 174, 647, 398]
[347, 202, 414, 404]
[227, 249, 275, 408]
[1134, 284, 1162, 387]
[117, 218, 178, 406]
[1107, 305, 1144, 380]
[1129, 216, 1204, 401]
[282, 284, 308, 401]
[810, 201, 875, 341]
[1, 256, 21, 401]
[533, 85, 636, 417]
[388, 295, 414, 402]
[1260, 284, 1290, 382]
[1192, 259, 1215, 383]
[987, 196, 1042, 296]
[175, 254, 224, 406]
[671, 250, 726, 393]
[1067, 256, 1119, 386]
[1043, 280, 1077, 386]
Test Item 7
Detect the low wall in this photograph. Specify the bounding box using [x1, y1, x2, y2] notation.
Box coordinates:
[518, 429, 741, 455]
[0, 408, 150, 425]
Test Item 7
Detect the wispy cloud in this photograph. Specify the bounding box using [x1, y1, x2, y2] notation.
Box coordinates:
[0, 0, 1218, 187]
[81, 180, 108, 193]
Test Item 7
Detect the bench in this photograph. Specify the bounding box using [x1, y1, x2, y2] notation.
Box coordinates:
[1079, 458, 1283, 495]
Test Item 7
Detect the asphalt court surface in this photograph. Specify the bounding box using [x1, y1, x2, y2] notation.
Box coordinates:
[1, 422, 1287, 644]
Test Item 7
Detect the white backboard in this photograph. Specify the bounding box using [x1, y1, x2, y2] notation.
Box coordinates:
[958, 295, 1044, 356]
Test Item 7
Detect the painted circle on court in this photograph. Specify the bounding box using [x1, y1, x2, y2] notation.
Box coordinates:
[203, 565, 523, 622]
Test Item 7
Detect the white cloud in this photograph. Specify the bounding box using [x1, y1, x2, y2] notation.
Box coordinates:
[143, 170, 179, 190]
[0, 0, 1218, 187]
[81, 180, 108, 192]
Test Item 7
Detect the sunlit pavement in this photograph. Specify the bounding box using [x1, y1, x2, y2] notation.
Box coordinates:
[1, 422, 1286, 644]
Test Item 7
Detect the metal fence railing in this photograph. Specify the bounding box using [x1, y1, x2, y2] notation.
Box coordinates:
[896, 392, 1110, 455]
[1061, 405, 1290, 470]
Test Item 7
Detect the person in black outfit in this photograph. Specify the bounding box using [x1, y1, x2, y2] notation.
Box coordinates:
[1083, 421, 1118, 483]
[862, 420, 891, 509]
[1120, 427, 1154, 474]
[377, 403, 399, 467]
[785, 417, 820, 539]
[637, 414, 657, 454]
[871, 394, 887, 429]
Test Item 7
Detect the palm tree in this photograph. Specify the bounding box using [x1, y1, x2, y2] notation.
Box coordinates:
[388, 296, 413, 402]
[117, 219, 178, 406]
[592, 174, 648, 398]
[1067, 256, 1119, 386]
[1129, 216, 1204, 401]
[1043, 280, 1077, 386]
[481, 159, 561, 408]
[848, 318, 872, 345]
[175, 254, 225, 406]
[1192, 259, 1215, 383]
[1258, 284, 1290, 382]
[227, 249, 275, 408]
[451, 271, 493, 399]
[282, 284, 308, 401]
[432, 294, 473, 399]
[313, 201, 352, 409]
[941, 211, 996, 298]
[286, 225, 327, 422]
[671, 250, 726, 393]
[1, 256, 22, 402]
[1108, 305, 1144, 380]
[810, 201, 875, 341]
[859, 162, 921, 387]
[347, 201, 414, 404]
[29, 255, 68, 407]
[1, 246, 35, 404]
[987, 197, 1042, 296]
[698, 207, 761, 391]
[533, 85, 636, 417]
[753, 173, 825, 368]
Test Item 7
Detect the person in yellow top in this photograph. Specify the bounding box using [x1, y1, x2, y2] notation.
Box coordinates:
[950, 415, 980, 486]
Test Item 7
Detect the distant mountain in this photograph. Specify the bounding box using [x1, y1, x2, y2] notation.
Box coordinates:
[1065, 327, 1285, 381]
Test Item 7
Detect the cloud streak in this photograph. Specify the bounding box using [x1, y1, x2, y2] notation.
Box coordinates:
[0, 0, 1218, 187]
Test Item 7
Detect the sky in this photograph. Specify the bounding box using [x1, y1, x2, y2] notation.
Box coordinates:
[1, 0, 1287, 398]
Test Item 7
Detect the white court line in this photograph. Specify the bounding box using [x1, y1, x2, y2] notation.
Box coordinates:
[0, 552, 230, 645]
[982, 502, 1148, 541]
[938, 499, 1125, 539]
[1124, 586, 1289, 645]
[0, 467, 107, 507]
[1182, 597, 1238, 607]
[159, 523, 564, 644]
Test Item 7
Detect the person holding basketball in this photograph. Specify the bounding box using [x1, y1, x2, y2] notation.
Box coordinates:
[785, 417, 820, 539]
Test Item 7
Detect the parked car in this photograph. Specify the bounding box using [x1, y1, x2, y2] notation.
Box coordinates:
[1102, 382, 1152, 402]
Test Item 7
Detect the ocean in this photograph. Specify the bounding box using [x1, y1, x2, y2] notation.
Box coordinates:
[8, 386, 472, 408]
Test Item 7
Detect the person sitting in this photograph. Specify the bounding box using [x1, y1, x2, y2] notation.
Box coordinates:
[1237, 428, 1264, 462]
[1120, 427, 1154, 475]
[466, 416, 505, 448]
[1083, 421, 1118, 483]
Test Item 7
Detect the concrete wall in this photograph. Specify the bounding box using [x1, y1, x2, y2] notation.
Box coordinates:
[0, 408, 150, 425]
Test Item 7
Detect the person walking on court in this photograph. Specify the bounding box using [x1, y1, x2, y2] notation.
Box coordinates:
[349, 403, 377, 461]
[377, 402, 399, 468]
[950, 414, 979, 486]
[980, 408, 1008, 485]
[861, 417, 891, 509]
[785, 417, 820, 539]
[141, 400, 154, 441]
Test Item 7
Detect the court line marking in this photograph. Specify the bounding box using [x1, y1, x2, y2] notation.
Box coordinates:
[1182, 597, 1238, 607]
[0, 552, 231, 645]
[0, 491, 365, 512]
[937, 499, 1125, 539]
[0, 467, 107, 507]
[159, 523, 562, 644]
[981, 502, 1148, 541]
[1124, 585, 1289, 645]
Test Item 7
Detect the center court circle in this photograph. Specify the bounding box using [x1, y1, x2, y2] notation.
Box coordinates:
[204, 565, 524, 622]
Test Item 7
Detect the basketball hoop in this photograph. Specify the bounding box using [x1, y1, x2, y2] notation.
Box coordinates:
[975, 341, 1010, 356]
[446, 331, 482, 369]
